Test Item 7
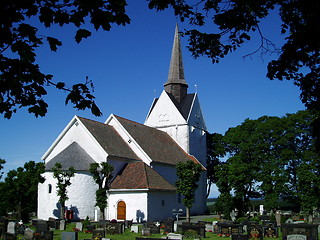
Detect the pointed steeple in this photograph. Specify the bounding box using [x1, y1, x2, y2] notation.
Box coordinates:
[164, 24, 188, 103]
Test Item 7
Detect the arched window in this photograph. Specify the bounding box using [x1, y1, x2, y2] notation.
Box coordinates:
[48, 184, 52, 194]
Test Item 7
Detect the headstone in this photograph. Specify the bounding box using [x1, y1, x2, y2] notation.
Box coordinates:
[164, 218, 174, 233]
[232, 235, 249, 240]
[86, 225, 95, 233]
[92, 229, 105, 240]
[205, 224, 214, 232]
[131, 225, 139, 233]
[124, 220, 133, 229]
[3, 233, 16, 240]
[281, 223, 318, 240]
[167, 233, 183, 240]
[263, 226, 278, 238]
[75, 222, 83, 231]
[36, 221, 48, 234]
[42, 230, 54, 240]
[287, 235, 307, 240]
[48, 219, 59, 230]
[105, 223, 123, 234]
[17, 225, 25, 235]
[142, 227, 151, 236]
[59, 220, 66, 231]
[181, 222, 205, 238]
[24, 228, 34, 240]
[7, 222, 15, 235]
[275, 211, 281, 226]
[248, 226, 262, 240]
[98, 220, 109, 228]
[61, 232, 78, 240]
[144, 222, 160, 234]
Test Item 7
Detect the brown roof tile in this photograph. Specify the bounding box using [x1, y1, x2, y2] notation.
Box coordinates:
[110, 162, 176, 191]
[78, 117, 141, 161]
[114, 115, 199, 165]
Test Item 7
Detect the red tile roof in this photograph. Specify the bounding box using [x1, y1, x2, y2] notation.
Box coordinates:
[110, 162, 176, 191]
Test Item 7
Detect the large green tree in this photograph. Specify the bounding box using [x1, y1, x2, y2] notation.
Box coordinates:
[89, 162, 114, 220]
[214, 110, 320, 215]
[0, 158, 5, 180]
[176, 160, 202, 222]
[1, 0, 319, 120]
[52, 162, 75, 220]
[0, 161, 45, 221]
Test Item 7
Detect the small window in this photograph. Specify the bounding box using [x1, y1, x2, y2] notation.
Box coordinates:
[162, 200, 165, 206]
[48, 184, 52, 194]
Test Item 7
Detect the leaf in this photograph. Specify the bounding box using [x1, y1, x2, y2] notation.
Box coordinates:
[75, 29, 91, 43]
[47, 37, 62, 51]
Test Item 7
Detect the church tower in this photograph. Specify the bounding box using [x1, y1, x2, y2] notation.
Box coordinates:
[145, 25, 207, 166]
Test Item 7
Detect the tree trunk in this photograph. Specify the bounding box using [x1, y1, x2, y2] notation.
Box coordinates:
[100, 208, 105, 220]
[186, 207, 191, 222]
[60, 202, 65, 220]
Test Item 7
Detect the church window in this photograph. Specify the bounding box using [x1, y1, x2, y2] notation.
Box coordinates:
[162, 200, 165, 206]
[48, 184, 52, 194]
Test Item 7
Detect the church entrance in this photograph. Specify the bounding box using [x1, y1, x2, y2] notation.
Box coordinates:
[117, 201, 126, 220]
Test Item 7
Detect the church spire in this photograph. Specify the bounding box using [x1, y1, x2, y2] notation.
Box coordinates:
[164, 24, 188, 103]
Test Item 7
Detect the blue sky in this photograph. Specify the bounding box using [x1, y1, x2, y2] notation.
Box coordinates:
[0, 1, 304, 197]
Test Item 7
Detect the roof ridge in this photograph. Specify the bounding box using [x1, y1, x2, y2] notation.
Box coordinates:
[77, 116, 106, 126]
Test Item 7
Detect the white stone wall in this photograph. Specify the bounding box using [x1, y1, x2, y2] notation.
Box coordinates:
[108, 191, 148, 222]
[147, 191, 181, 222]
[43, 117, 107, 164]
[38, 171, 97, 220]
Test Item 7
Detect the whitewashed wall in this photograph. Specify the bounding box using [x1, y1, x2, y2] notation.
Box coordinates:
[147, 191, 182, 222]
[38, 171, 97, 220]
[108, 191, 148, 222]
[43, 117, 107, 164]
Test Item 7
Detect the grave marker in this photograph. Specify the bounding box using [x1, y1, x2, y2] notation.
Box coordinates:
[7, 222, 15, 235]
[287, 235, 307, 240]
[24, 228, 34, 240]
[61, 232, 78, 240]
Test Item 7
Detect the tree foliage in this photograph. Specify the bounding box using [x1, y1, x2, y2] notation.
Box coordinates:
[0, 0, 131, 118]
[0, 158, 6, 179]
[52, 162, 75, 219]
[211, 110, 320, 215]
[89, 162, 114, 220]
[0, 161, 45, 221]
[1, 0, 319, 120]
[176, 160, 202, 221]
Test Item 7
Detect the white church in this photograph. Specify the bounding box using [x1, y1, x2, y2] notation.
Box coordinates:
[37, 25, 208, 222]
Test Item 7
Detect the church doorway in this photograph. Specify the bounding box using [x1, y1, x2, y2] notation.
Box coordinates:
[117, 201, 126, 220]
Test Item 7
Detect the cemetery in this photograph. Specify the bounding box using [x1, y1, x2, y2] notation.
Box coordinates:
[1, 210, 320, 240]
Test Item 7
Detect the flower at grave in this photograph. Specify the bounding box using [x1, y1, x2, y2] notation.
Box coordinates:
[72, 228, 80, 232]
[110, 219, 117, 223]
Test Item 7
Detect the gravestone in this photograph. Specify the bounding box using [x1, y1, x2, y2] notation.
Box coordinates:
[42, 230, 54, 240]
[281, 223, 318, 240]
[248, 226, 263, 240]
[7, 222, 15, 235]
[232, 235, 249, 240]
[167, 233, 183, 240]
[205, 224, 214, 232]
[36, 221, 48, 234]
[92, 229, 105, 240]
[86, 225, 96, 233]
[24, 228, 34, 240]
[16, 225, 25, 235]
[144, 222, 160, 234]
[99, 220, 109, 228]
[217, 223, 244, 236]
[59, 220, 66, 231]
[3, 233, 16, 240]
[124, 220, 133, 229]
[106, 223, 123, 234]
[131, 225, 139, 233]
[287, 235, 307, 240]
[275, 211, 281, 226]
[181, 222, 206, 238]
[164, 218, 174, 233]
[48, 219, 59, 230]
[61, 232, 78, 240]
[142, 227, 151, 236]
[263, 226, 278, 238]
[75, 222, 83, 231]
